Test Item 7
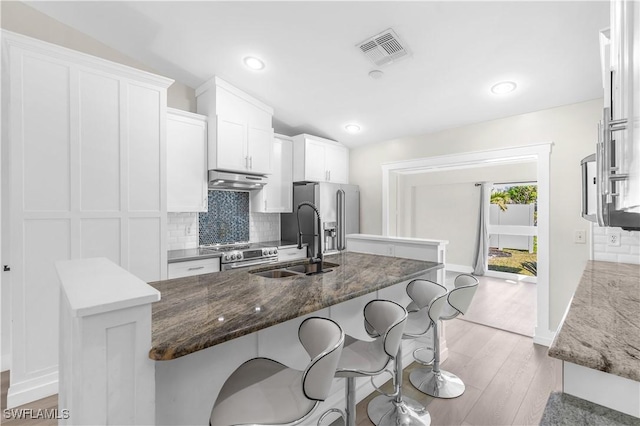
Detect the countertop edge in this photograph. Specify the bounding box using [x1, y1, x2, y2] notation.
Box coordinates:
[548, 260, 640, 382]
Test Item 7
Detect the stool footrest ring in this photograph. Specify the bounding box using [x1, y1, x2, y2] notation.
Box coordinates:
[412, 347, 435, 366]
[318, 408, 346, 426]
[369, 369, 398, 398]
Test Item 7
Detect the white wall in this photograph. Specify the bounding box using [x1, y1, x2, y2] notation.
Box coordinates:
[0, 1, 196, 111]
[396, 163, 536, 268]
[350, 99, 601, 329]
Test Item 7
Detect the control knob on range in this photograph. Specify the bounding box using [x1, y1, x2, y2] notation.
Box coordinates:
[230, 254, 236, 261]
[274, 248, 278, 255]
[224, 254, 230, 261]
[237, 253, 243, 260]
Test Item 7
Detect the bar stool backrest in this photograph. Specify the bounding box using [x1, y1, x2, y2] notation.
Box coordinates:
[298, 317, 345, 401]
[406, 279, 447, 310]
[363, 299, 407, 358]
[448, 275, 479, 315]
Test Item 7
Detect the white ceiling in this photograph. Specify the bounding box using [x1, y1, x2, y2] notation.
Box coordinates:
[25, 1, 609, 148]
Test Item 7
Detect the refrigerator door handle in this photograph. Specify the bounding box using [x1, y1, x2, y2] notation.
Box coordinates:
[337, 189, 346, 250]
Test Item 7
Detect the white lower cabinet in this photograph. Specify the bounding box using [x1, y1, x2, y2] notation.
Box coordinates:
[167, 258, 221, 279]
[251, 135, 293, 213]
[167, 109, 208, 212]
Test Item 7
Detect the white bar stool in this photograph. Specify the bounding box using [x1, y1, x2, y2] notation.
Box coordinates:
[409, 274, 479, 399]
[320, 299, 407, 426]
[367, 279, 449, 426]
[209, 317, 344, 426]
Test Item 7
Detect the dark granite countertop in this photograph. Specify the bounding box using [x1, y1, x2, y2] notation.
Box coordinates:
[548, 260, 640, 382]
[148, 251, 442, 360]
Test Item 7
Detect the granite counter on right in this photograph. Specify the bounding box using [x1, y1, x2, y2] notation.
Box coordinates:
[548, 260, 640, 419]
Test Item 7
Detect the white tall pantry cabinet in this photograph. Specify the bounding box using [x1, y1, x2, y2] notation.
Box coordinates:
[1, 31, 173, 407]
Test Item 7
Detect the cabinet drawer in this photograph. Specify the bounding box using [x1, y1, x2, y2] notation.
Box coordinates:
[277, 247, 307, 262]
[168, 258, 220, 279]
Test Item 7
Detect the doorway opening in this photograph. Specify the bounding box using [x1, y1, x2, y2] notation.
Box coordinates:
[381, 143, 554, 346]
[488, 181, 538, 279]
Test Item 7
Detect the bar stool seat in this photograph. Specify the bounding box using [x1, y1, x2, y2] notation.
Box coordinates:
[409, 274, 479, 399]
[210, 317, 344, 426]
[367, 279, 449, 426]
[327, 299, 407, 426]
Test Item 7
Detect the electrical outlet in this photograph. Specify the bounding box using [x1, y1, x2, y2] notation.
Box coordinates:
[608, 232, 621, 247]
[574, 230, 586, 244]
[185, 225, 192, 236]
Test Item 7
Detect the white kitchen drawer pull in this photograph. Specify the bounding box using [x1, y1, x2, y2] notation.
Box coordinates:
[187, 266, 205, 271]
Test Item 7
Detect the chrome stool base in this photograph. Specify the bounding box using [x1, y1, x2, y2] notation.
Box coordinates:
[367, 394, 431, 426]
[409, 368, 465, 399]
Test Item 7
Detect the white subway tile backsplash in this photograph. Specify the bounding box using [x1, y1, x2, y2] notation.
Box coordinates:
[250, 212, 280, 243]
[592, 225, 640, 265]
[167, 212, 198, 250]
[168, 210, 279, 250]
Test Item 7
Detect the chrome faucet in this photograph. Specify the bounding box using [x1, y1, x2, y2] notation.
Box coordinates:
[296, 202, 323, 273]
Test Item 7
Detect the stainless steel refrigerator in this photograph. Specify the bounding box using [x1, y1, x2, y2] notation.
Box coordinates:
[281, 182, 360, 256]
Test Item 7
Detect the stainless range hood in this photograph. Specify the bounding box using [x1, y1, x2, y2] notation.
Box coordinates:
[208, 170, 268, 190]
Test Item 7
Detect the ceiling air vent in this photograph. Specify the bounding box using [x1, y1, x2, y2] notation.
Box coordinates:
[357, 28, 409, 67]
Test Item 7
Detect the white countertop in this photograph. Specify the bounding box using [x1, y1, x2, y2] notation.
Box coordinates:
[57, 257, 161, 317]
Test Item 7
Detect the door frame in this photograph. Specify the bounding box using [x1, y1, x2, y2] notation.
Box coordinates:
[381, 142, 555, 346]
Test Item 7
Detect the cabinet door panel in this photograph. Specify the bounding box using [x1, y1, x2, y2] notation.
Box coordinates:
[325, 144, 348, 184]
[304, 139, 327, 182]
[129, 217, 162, 282]
[216, 116, 247, 172]
[128, 84, 161, 212]
[22, 55, 71, 212]
[79, 71, 121, 211]
[167, 114, 207, 212]
[23, 219, 71, 371]
[247, 126, 273, 174]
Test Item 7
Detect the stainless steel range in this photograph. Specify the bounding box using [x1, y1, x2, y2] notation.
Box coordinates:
[200, 242, 279, 270]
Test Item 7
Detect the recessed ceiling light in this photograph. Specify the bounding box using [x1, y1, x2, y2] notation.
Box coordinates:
[345, 124, 361, 133]
[369, 70, 384, 80]
[243, 56, 265, 71]
[491, 81, 517, 95]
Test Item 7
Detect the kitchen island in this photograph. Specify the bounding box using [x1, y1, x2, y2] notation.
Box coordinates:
[58, 251, 442, 426]
[149, 251, 441, 360]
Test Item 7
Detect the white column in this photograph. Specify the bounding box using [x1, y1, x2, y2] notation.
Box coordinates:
[57, 257, 160, 426]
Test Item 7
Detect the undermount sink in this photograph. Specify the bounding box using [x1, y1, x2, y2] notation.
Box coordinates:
[251, 270, 300, 279]
[250, 261, 339, 279]
[286, 261, 339, 275]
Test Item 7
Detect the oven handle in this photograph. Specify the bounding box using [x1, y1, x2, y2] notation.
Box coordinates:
[225, 258, 278, 269]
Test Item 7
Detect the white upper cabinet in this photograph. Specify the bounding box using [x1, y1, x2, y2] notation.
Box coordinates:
[608, 0, 640, 211]
[167, 108, 208, 212]
[196, 77, 274, 175]
[251, 135, 293, 213]
[292, 134, 349, 184]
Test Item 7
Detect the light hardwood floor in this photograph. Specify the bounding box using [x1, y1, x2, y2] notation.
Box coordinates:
[449, 273, 537, 337]
[352, 319, 562, 426]
[1, 321, 560, 426]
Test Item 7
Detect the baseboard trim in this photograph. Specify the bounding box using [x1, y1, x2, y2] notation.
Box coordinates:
[2, 354, 11, 372]
[6, 372, 58, 408]
[533, 327, 556, 347]
[485, 269, 537, 283]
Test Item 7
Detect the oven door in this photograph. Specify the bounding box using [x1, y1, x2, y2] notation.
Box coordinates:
[222, 258, 278, 271]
